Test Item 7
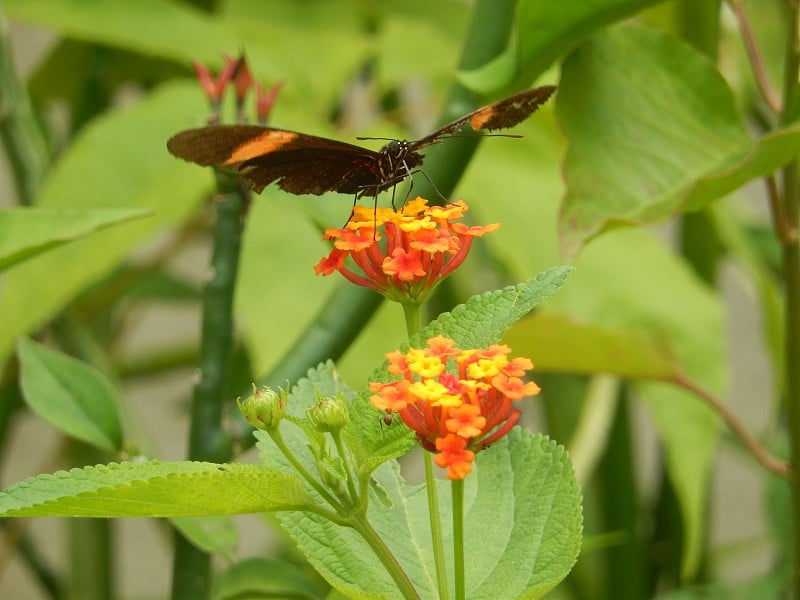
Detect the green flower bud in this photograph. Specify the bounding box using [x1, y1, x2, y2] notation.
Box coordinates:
[237, 385, 286, 431]
[306, 392, 349, 432]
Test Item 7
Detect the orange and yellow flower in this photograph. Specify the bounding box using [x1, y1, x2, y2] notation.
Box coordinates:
[369, 335, 540, 479]
[314, 198, 498, 303]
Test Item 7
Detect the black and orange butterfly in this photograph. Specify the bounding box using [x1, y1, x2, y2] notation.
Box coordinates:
[167, 85, 556, 198]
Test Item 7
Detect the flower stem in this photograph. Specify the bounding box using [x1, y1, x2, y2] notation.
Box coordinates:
[269, 428, 346, 512]
[171, 188, 245, 600]
[332, 429, 360, 506]
[351, 514, 421, 600]
[452, 478, 465, 600]
[399, 301, 450, 597]
[424, 452, 450, 600]
[402, 302, 423, 339]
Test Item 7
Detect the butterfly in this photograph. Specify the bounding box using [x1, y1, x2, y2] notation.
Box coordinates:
[167, 85, 556, 198]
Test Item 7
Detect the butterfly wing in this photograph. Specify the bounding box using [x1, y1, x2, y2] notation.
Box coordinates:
[167, 125, 381, 195]
[412, 85, 557, 149]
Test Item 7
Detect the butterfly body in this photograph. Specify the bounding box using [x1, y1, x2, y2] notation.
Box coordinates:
[167, 85, 556, 197]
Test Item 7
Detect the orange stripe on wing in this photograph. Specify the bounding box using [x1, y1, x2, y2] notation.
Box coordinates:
[469, 108, 497, 131]
[224, 131, 298, 164]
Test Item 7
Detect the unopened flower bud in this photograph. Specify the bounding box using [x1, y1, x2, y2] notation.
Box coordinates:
[237, 385, 286, 431]
[306, 393, 349, 432]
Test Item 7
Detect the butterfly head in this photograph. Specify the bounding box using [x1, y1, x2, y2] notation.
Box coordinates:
[380, 139, 410, 158]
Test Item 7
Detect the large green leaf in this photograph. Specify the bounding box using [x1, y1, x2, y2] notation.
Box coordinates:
[549, 229, 724, 578]
[459, 0, 666, 92]
[504, 312, 677, 380]
[279, 429, 581, 599]
[7, 0, 368, 109]
[212, 557, 327, 600]
[0, 81, 208, 362]
[17, 338, 124, 454]
[171, 516, 238, 562]
[461, 71, 724, 579]
[0, 461, 314, 517]
[0, 207, 150, 272]
[557, 23, 800, 255]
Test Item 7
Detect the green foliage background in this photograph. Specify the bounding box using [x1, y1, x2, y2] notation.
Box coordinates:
[0, 0, 793, 599]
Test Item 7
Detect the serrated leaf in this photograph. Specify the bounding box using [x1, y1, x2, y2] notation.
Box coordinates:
[557, 24, 799, 255]
[278, 429, 581, 599]
[344, 393, 416, 479]
[0, 461, 314, 517]
[212, 557, 327, 600]
[345, 268, 574, 477]
[255, 363, 377, 493]
[171, 516, 238, 562]
[17, 337, 123, 454]
[0, 207, 150, 272]
[414, 266, 574, 350]
[0, 81, 208, 362]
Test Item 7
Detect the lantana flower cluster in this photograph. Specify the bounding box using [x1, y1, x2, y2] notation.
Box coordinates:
[369, 335, 541, 479]
[314, 198, 498, 303]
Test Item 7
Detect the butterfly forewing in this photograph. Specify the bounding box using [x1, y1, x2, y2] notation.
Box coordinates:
[413, 85, 557, 148]
[168, 125, 381, 194]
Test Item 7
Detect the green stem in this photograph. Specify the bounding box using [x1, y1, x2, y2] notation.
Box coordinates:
[171, 188, 245, 600]
[451, 478, 465, 600]
[410, 0, 519, 204]
[67, 443, 113, 600]
[332, 430, 359, 506]
[0, 11, 50, 206]
[400, 300, 449, 597]
[424, 452, 450, 600]
[781, 2, 800, 596]
[350, 514, 421, 600]
[243, 283, 382, 450]
[269, 427, 345, 512]
[402, 302, 423, 340]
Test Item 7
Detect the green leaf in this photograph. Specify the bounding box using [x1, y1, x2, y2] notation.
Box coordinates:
[171, 516, 238, 562]
[278, 429, 581, 599]
[459, 0, 666, 92]
[17, 337, 124, 454]
[557, 24, 800, 255]
[0, 207, 150, 272]
[0, 81, 208, 362]
[415, 266, 574, 349]
[7, 0, 368, 109]
[504, 312, 677, 380]
[6, 0, 243, 66]
[344, 267, 574, 477]
[212, 557, 327, 600]
[550, 229, 724, 579]
[0, 461, 314, 517]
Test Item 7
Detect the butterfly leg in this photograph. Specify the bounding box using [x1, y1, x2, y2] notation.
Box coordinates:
[409, 167, 449, 204]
